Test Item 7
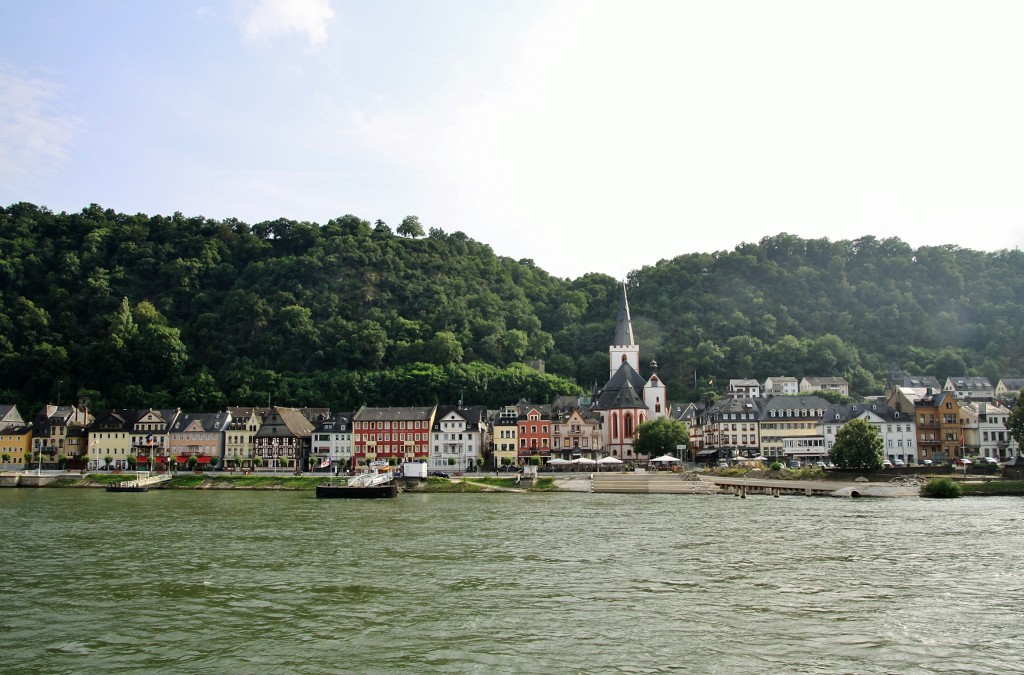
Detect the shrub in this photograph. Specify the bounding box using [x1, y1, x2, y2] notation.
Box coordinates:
[769, 461, 783, 471]
[921, 477, 963, 498]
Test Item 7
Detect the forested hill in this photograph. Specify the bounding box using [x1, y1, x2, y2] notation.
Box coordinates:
[2, 203, 1023, 414]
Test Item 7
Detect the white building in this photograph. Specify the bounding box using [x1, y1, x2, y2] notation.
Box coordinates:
[944, 377, 995, 400]
[430, 406, 486, 473]
[820, 402, 918, 465]
[960, 401, 1018, 461]
[311, 413, 353, 472]
[763, 376, 799, 397]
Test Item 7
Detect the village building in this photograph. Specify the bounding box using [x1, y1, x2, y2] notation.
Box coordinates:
[959, 401, 1018, 461]
[759, 396, 830, 462]
[490, 405, 520, 469]
[352, 406, 436, 468]
[168, 411, 231, 469]
[225, 408, 264, 470]
[943, 376, 995, 401]
[254, 406, 317, 471]
[430, 406, 487, 473]
[821, 402, 918, 465]
[550, 395, 602, 460]
[311, 412, 354, 473]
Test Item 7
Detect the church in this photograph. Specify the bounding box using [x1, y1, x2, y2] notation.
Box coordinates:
[591, 283, 666, 460]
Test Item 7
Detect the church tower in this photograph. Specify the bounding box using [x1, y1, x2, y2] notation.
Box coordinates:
[592, 282, 668, 459]
[609, 282, 640, 380]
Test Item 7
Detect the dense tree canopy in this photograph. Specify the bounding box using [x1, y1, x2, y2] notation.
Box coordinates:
[2, 203, 1023, 414]
[634, 417, 690, 458]
[829, 418, 885, 471]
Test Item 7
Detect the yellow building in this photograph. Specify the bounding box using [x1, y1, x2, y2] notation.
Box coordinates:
[1, 425, 33, 467]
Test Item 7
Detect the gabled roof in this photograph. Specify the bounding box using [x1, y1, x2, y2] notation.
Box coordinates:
[257, 406, 318, 437]
[945, 376, 993, 391]
[592, 361, 648, 410]
[315, 412, 353, 433]
[902, 375, 941, 389]
[998, 378, 1024, 393]
[170, 412, 231, 434]
[822, 402, 904, 424]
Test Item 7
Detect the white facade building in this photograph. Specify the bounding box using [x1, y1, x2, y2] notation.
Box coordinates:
[820, 403, 918, 465]
[430, 407, 486, 473]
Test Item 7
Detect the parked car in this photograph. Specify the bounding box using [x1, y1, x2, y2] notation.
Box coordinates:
[921, 459, 933, 466]
[815, 461, 826, 468]
[882, 459, 893, 468]
[429, 471, 450, 478]
[788, 461, 801, 469]
[981, 456, 1000, 465]
[894, 459, 905, 467]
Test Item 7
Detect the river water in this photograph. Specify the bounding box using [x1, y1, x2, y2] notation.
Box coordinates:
[1, 488, 1022, 673]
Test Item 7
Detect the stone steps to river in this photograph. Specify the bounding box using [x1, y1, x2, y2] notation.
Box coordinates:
[591, 473, 718, 495]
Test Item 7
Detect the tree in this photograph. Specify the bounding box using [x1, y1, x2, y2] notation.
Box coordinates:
[633, 417, 690, 458]
[829, 418, 884, 471]
[397, 215, 425, 238]
[1007, 391, 1024, 451]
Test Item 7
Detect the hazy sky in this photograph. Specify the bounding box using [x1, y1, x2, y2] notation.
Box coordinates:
[3, 1, 1023, 279]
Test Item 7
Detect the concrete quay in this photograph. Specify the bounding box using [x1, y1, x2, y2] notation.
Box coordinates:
[591, 473, 719, 495]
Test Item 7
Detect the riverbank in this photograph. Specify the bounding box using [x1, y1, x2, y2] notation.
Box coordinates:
[8, 472, 1024, 496]
[25, 472, 562, 492]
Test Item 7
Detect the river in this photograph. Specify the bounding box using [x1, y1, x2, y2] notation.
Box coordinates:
[1, 488, 1022, 673]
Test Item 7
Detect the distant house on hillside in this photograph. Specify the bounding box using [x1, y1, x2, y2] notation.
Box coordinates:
[727, 379, 760, 399]
[799, 377, 849, 398]
[995, 378, 1024, 399]
[763, 377, 798, 397]
[943, 377, 994, 401]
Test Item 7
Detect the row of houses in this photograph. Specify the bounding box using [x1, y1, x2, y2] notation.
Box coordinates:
[681, 387, 1020, 466]
[0, 397, 605, 473]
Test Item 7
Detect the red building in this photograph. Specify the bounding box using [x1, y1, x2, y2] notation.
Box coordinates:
[352, 406, 436, 468]
[517, 403, 552, 464]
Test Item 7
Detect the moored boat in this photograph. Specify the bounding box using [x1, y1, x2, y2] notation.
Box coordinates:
[316, 467, 398, 499]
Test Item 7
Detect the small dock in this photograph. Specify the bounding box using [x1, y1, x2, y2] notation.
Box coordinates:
[106, 473, 173, 492]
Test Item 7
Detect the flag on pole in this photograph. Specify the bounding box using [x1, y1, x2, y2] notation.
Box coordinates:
[319, 457, 331, 468]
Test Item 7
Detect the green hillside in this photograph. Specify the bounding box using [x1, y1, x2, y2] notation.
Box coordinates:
[2, 203, 1022, 413]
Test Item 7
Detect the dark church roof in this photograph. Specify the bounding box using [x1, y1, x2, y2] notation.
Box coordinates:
[592, 361, 648, 411]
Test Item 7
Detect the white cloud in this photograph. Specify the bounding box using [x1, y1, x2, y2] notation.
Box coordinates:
[239, 0, 335, 47]
[0, 64, 78, 183]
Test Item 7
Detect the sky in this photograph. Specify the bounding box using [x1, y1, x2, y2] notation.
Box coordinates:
[2, 0, 1024, 280]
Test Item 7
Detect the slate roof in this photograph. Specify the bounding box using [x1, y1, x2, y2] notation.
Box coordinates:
[169, 412, 232, 434]
[822, 402, 905, 423]
[591, 361, 648, 410]
[352, 406, 436, 423]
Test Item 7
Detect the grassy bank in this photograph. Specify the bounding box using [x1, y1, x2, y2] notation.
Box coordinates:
[961, 480, 1024, 496]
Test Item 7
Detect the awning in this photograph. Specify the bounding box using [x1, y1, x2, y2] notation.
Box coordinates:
[696, 449, 718, 457]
